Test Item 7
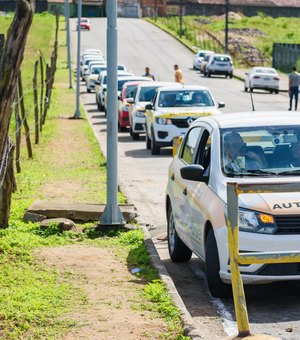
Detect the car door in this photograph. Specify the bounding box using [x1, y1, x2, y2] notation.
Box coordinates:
[169, 126, 203, 248]
[184, 126, 213, 258]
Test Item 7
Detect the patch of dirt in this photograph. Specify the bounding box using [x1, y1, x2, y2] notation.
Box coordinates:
[35, 245, 169, 339]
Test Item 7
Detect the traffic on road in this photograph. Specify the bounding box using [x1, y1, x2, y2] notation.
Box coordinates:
[72, 18, 300, 339]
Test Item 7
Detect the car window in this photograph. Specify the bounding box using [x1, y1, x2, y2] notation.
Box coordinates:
[158, 90, 214, 108]
[139, 87, 158, 101]
[255, 68, 277, 74]
[214, 56, 230, 62]
[220, 125, 300, 176]
[194, 130, 211, 176]
[125, 85, 137, 98]
[180, 127, 202, 165]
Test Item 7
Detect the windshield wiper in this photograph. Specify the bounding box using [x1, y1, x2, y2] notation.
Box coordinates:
[277, 169, 300, 175]
[226, 169, 276, 177]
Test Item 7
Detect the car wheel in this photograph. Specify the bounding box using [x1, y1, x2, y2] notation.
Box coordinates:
[270, 90, 273, 94]
[145, 130, 151, 150]
[275, 90, 279, 94]
[132, 132, 139, 141]
[193, 64, 196, 70]
[151, 129, 160, 155]
[244, 84, 248, 92]
[207, 71, 211, 78]
[229, 73, 233, 79]
[205, 230, 232, 298]
[87, 88, 91, 93]
[167, 204, 192, 262]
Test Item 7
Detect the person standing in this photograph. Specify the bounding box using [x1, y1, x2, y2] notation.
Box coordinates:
[288, 66, 300, 111]
[143, 67, 155, 80]
[174, 64, 184, 84]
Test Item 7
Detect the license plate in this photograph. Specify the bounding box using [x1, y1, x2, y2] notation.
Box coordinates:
[217, 63, 226, 66]
[263, 77, 270, 80]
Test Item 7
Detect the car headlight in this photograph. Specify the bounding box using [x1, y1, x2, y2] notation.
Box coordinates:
[136, 110, 145, 117]
[156, 117, 172, 125]
[238, 209, 277, 234]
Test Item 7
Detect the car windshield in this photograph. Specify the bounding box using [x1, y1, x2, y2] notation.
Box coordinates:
[214, 56, 230, 62]
[254, 68, 276, 74]
[138, 86, 158, 101]
[125, 85, 137, 98]
[221, 125, 300, 177]
[158, 90, 214, 108]
[91, 67, 103, 75]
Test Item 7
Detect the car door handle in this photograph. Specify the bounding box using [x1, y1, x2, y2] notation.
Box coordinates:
[170, 174, 175, 181]
[183, 187, 187, 196]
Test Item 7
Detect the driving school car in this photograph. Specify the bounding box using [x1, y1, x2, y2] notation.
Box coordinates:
[145, 85, 224, 155]
[166, 111, 300, 298]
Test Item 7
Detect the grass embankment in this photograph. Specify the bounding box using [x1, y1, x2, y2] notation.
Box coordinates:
[0, 13, 188, 339]
[148, 13, 300, 68]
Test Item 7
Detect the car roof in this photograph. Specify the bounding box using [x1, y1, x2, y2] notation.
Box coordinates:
[197, 50, 214, 54]
[157, 84, 211, 92]
[100, 70, 132, 77]
[212, 53, 232, 58]
[136, 81, 182, 89]
[195, 112, 300, 129]
[117, 76, 149, 81]
[123, 80, 152, 87]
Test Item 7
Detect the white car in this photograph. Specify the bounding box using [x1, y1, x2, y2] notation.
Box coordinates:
[95, 70, 133, 111]
[244, 67, 280, 94]
[127, 81, 179, 140]
[205, 53, 233, 78]
[145, 85, 224, 155]
[193, 50, 214, 70]
[166, 111, 300, 298]
[84, 60, 106, 82]
[86, 64, 107, 93]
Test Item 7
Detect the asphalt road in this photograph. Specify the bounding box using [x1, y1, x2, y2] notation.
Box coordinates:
[70, 18, 300, 339]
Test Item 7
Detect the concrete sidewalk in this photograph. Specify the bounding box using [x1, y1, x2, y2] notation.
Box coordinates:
[234, 68, 289, 92]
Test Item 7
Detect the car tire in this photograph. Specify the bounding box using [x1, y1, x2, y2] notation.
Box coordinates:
[275, 90, 279, 94]
[99, 101, 104, 111]
[205, 230, 232, 298]
[132, 132, 139, 141]
[145, 130, 151, 150]
[207, 71, 211, 78]
[244, 84, 248, 92]
[167, 204, 192, 262]
[229, 73, 233, 79]
[151, 129, 160, 155]
[87, 88, 91, 93]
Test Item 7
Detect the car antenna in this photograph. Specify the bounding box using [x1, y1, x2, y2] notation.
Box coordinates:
[249, 90, 255, 111]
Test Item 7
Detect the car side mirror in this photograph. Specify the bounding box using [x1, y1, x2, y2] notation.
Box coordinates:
[180, 165, 205, 182]
[126, 98, 134, 104]
[218, 101, 225, 108]
[95, 80, 100, 85]
[145, 104, 153, 110]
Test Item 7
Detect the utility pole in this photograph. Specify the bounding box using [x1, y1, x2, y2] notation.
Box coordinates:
[224, 0, 229, 54]
[179, 0, 183, 38]
[65, 0, 73, 89]
[74, 0, 81, 118]
[154, 0, 157, 22]
[99, 0, 125, 227]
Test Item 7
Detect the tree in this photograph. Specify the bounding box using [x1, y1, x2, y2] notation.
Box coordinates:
[0, 0, 34, 227]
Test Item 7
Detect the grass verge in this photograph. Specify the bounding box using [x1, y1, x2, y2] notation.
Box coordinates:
[0, 13, 189, 339]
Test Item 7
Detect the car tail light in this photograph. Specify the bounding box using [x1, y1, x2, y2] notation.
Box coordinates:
[253, 76, 260, 79]
[274, 76, 280, 80]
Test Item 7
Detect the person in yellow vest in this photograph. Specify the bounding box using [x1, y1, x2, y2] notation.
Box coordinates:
[174, 64, 184, 84]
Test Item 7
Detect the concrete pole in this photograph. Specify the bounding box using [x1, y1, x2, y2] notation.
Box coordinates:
[99, 0, 125, 226]
[179, 0, 183, 38]
[65, 0, 73, 89]
[224, 0, 229, 54]
[74, 0, 81, 118]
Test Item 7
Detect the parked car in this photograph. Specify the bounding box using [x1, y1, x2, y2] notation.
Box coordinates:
[77, 18, 91, 31]
[166, 111, 300, 298]
[103, 75, 148, 114]
[205, 53, 233, 78]
[127, 82, 180, 141]
[200, 52, 214, 76]
[118, 79, 153, 132]
[145, 85, 224, 155]
[244, 67, 280, 93]
[83, 60, 106, 82]
[193, 50, 214, 70]
[95, 70, 132, 111]
[86, 64, 107, 93]
[80, 55, 104, 79]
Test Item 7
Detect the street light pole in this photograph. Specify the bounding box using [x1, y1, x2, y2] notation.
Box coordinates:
[99, 0, 125, 227]
[74, 0, 81, 118]
[154, 0, 157, 22]
[65, 0, 73, 89]
[179, 0, 183, 38]
[224, 0, 229, 54]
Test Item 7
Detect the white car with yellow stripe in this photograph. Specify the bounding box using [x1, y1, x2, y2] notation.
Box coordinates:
[166, 111, 300, 298]
[145, 85, 224, 155]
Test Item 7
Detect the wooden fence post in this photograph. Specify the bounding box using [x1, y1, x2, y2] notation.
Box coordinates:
[18, 73, 33, 159]
[33, 60, 39, 144]
[39, 54, 44, 132]
[14, 91, 21, 173]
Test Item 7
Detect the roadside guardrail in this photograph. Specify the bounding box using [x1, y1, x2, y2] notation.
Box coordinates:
[226, 182, 300, 338]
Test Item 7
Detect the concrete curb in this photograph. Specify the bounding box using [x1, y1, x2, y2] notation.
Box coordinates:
[140, 223, 204, 339]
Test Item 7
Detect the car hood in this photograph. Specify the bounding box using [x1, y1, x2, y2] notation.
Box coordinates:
[88, 74, 98, 80]
[135, 101, 149, 110]
[218, 177, 300, 215]
[154, 106, 222, 118]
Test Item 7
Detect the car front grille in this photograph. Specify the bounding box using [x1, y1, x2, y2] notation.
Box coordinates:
[171, 117, 196, 128]
[241, 262, 300, 276]
[275, 215, 300, 234]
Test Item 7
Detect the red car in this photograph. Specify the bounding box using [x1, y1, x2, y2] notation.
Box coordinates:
[77, 18, 91, 31]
